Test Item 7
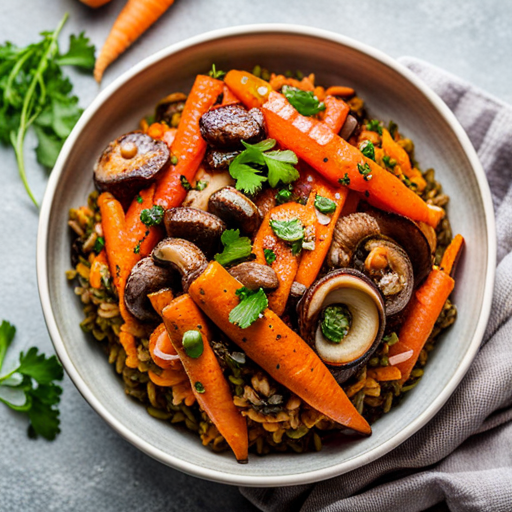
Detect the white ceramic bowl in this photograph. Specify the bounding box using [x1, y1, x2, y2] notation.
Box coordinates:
[37, 25, 495, 487]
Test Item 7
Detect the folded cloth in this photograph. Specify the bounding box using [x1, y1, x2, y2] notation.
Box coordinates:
[241, 57, 512, 512]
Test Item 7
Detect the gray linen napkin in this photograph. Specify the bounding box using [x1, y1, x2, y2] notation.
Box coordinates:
[241, 57, 512, 512]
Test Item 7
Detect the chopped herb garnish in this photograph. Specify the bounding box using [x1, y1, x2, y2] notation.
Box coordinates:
[0, 320, 64, 440]
[229, 139, 299, 194]
[140, 205, 164, 227]
[182, 330, 204, 359]
[366, 119, 383, 135]
[291, 239, 303, 256]
[275, 188, 293, 205]
[320, 305, 352, 343]
[382, 155, 397, 170]
[195, 180, 208, 191]
[282, 86, 326, 117]
[0, 14, 95, 206]
[208, 64, 225, 80]
[359, 140, 375, 161]
[264, 248, 276, 265]
[136, 194, 143, 204]
[314, 194, 337, 214]
[357, 162, 373, 181]
[214, 229, 252, 267]
[383, 332, 399, 346]
[269, 218, 304, 242]
[194, 381, 205, 393]
[170, 155, 178, 165]
[180, 175, 192, 190]
[229, 287, 268, 329]
[133, 242, 141, 254]
[338, 173, 351, 186]
[93, 236, 105, 254]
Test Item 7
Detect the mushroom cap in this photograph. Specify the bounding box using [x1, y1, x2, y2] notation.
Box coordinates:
[228, 262, 279, 290]
[298, 268, 386, 384]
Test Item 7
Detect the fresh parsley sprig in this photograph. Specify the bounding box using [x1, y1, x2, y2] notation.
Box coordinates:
[229, 287, 268, 329]
[0, 14, 95, 206]
[0, 320, 64, 440]
[282, 86, 326, 117]
[214, 229, 253, 267]
[228, 139, 299, 195]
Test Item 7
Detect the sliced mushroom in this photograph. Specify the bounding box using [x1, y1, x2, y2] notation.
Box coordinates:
[164, 207, 226, 257]
[352, 236, 414, 316]
[298, 269, 385, 384]
[328, 213, 381, 268]
[182, 169, 235, 211]
[124, 258, 178, 322]
[94, 132, 170, 206]
[199, 104, 265, 149]
[290, 281, 307, 299]
[208, 186, 262, 235]
[228, 262, 279, 290]
[155, 92, 187, 126]
[206, 148, 241, 171]
[152, 238, 208, 291]
[339, 114, 359, 141]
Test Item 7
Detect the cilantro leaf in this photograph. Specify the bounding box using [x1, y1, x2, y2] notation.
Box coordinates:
[338, 173, 350, 186]
[264, 248, 276, 265]
[0, 319, 63, 440]
[140, 205, 164, 227]
[214, 229, 253, 267]
[357, 162, 373, 181]
[314, 194, 337, 214]
[269, 218, 304, 242]
[56, 32, 95, 70]
[282, 86, 326, 116]
[0, 320, 16, 372]
[34, 125, 65, 169]
[263, 150, 299, 188]
[229, 287, 268, 329]
[366, 119, 383, 136]
[359, 140, 375, 162]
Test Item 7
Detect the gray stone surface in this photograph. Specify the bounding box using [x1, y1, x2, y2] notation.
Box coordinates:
[0, 0, 510, 510]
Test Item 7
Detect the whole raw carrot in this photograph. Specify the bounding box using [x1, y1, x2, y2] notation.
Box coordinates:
[154, 75, 224, 208]
[94, 0, 176, 82]
[295, 170, 348, 288]
[262, 92, 444, 228]
[321, 96, 350, 134]
[162, 294, 249, 463]
[188, 262, 372, 436]
[224, 70, 272, 110]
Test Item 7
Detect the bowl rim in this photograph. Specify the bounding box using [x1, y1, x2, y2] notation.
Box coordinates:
[36, 23, 496, 487]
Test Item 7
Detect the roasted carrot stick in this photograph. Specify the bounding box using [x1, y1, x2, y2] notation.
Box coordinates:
[440, 234, 465, 276]
[321, 96, 350, 134]
[188, 262, 372, 436]
[387, 234, 464, 383]
[262, 92, 444, 228]
[293, 170, 348, 288]
[89, 249, 108, 289]
[148, 288, 175, 316]
[325, 86, 355, 97]
[367, 366, 402, 382]
[94, 0, 176, 82]
[269, 73, 315, 92]
[221, 84, 240, 106]
[252, 202, 316, 315]
[162, 294, 249, 462]
[148, 368, 188, 387]
[148, 322, 182, 370]
[154, 75, 224, 208]
[224, 70, 272, 110]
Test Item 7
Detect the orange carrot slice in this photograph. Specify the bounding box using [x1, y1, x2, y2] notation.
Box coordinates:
[322, 96, 350, 134]
[162, 294, 249, 462]
[89, 249, 108, 289]
[367, 366, 402, 381]
[440, 234, 465, 276]
[188, 262, 372, 436]
[224, 70, 272, 109]
[262, 91, 444, 228]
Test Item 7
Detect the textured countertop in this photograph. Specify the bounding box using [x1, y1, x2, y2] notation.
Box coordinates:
[1, 1, 510, 510]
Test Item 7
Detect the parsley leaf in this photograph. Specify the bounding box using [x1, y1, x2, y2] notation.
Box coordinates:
[366, 119, 383, 136]
[282, 86, 326, 116]
[275, 188, 293, 205]
[338, 173, 350, 186]
[382, 155, 397, 170]
[314, 194, 337, 214]
[0, 14, 95, 206]
[229, 287, 268, 329]
[180, 175, 192, 190]
[93, 236, 105, 254]
[359, 140, 375, 162]
[208, 64, 226, 80]
[0, 320, 63, 440]
[228, 139, 299, 194]
[140, 205, 164, 227]
[214, 229, 253, 267]
[269, 218, 304, 242]
[264, 248, 276, 265]
[56, 32, 95, 69]
[357, 162, 373, 181]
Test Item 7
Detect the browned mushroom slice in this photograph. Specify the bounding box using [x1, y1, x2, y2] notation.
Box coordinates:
[181, 169, 235, 211]
[339, 114, 359, 140]
[352, 236, 414, 317]
[93, 132, 170, 206]
[164, 207, 226, 257]
[199, 104, 265, 149]
[124, 258, 178, 322]
[208, 186, 262, 235]
[155, 92, 187, 127]
[206, 148, 241, 171]
[298, 269, 385, 384]
[228, 262, 279, 290]
[152, 238, 208, 291]
[327, 213, 381, 268]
